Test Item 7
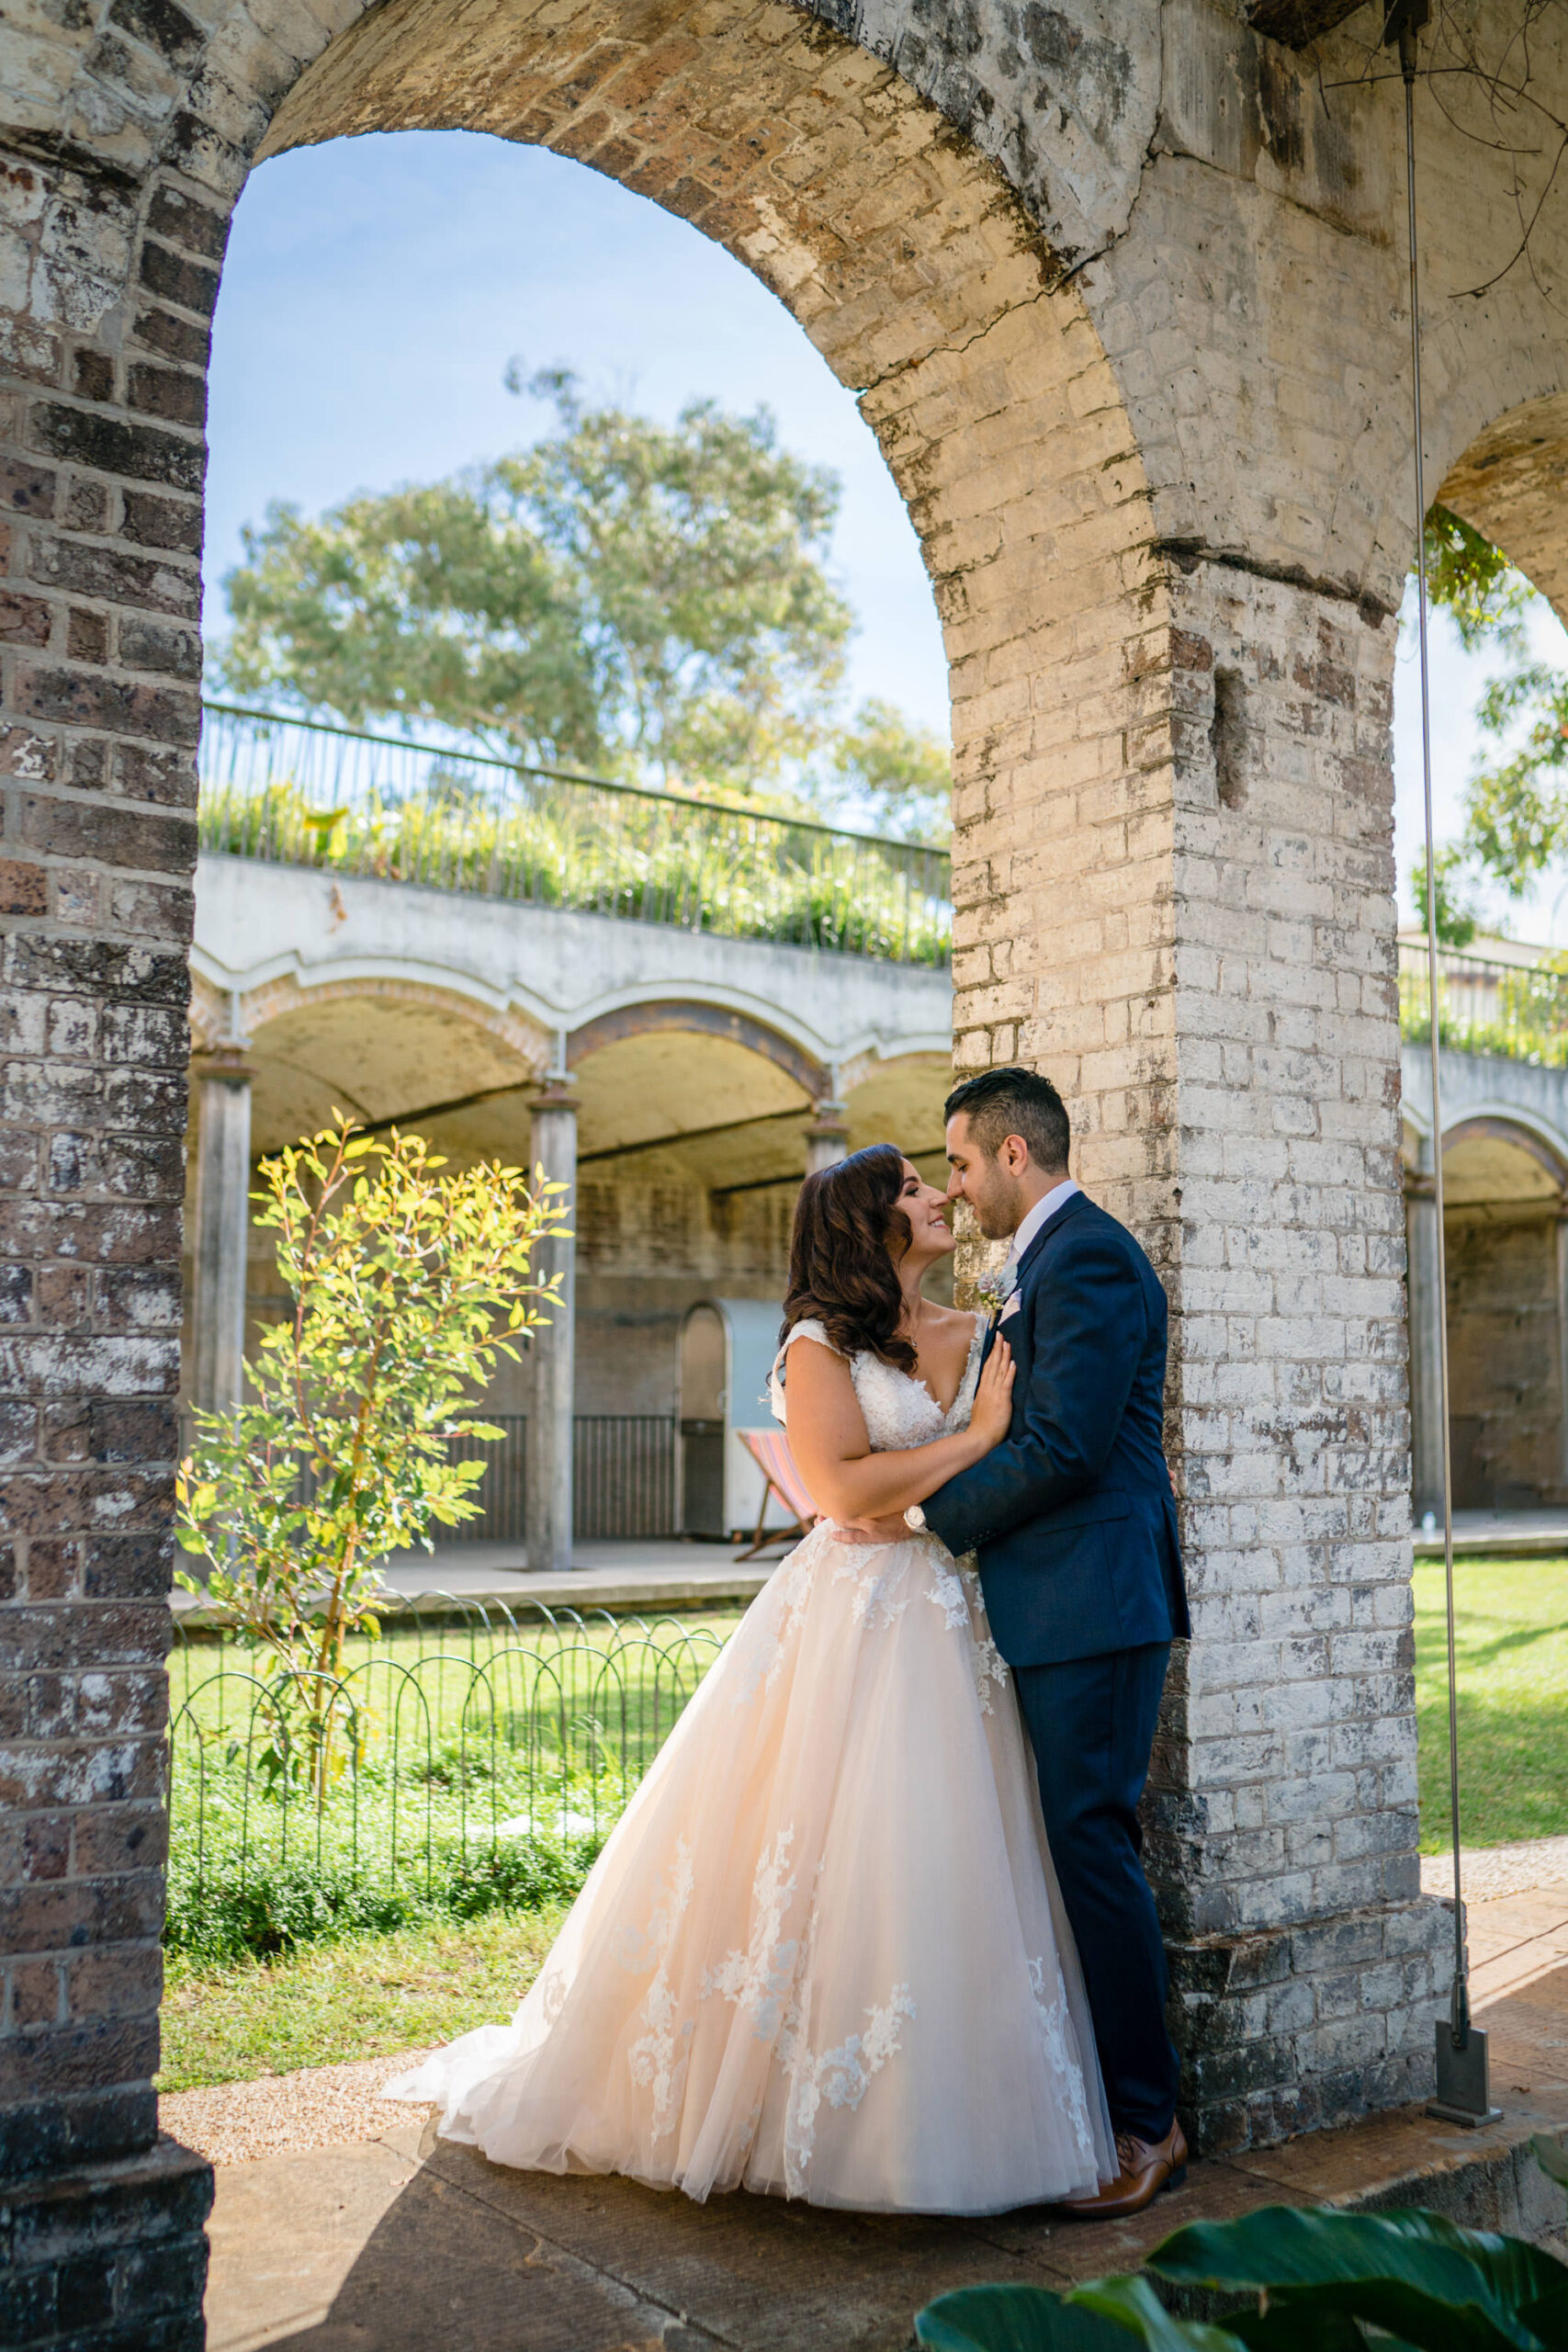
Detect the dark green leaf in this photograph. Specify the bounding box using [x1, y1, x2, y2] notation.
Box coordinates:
[915, 2286, 1138, 2352]
[1068, 2274, 1251, 2352]
[1149, 2208, 1558, 2352]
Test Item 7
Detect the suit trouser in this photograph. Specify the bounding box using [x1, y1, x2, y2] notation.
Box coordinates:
[1013, 1642, 1180, 2143]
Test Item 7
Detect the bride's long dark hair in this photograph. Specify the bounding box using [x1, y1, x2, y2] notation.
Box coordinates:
[781, 1142, 917, 1373]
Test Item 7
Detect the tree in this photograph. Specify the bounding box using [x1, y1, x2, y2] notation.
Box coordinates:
[218, 372, 853, 797]
[829, 697, 951, 842]
[1423, 503, 1531, 655]
[176, 1119, 569, 1799]
[1409, 840, 1479, 949]
[1414, 503, 1553, 916]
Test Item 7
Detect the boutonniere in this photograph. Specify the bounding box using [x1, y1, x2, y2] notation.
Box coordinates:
[974, 1263, 1019, 1326]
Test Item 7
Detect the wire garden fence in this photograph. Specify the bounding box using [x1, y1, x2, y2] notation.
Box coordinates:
[167, 1592, 737, 1961]
[198, 702, 953, 966]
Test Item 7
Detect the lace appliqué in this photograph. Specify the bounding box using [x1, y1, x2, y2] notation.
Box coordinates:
[701, 1828, 800, 2040]
[920, 1544, 1010, 1713]
[829, 1542, 913, 1630]
[969, 1624, 1009, 1713]
[958, 1561, 1010, 1714]
[923, 1546, 970, 1632]
[1029, 1954, 1095, 2163]
[617, 1838, 695, 2138]
[777, 1983, 918, 2196]
[728, 1550, 815, 1709]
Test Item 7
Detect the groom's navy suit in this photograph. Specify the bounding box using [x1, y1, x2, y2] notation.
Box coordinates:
[921, 1189, 1188, 2142]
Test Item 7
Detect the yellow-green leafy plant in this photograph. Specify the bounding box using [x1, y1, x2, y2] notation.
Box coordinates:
[176, 1117, 569, 1799]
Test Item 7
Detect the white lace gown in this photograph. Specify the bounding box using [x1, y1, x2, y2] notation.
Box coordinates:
[385, 1315, 1115, 2213]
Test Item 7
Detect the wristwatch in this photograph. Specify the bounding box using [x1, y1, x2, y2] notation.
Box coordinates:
[904, 1503, 927, 1532]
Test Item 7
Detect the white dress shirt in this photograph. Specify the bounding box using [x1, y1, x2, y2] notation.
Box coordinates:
[1001, 1177, 1080, 1281]
[905, 1177, 1080, 1532]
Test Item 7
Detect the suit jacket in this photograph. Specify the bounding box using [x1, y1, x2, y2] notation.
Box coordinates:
[921, 1191, 1189, 1668]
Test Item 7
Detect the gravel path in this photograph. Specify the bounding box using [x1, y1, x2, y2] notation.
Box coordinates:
[1420, 1836, 1568, 1901]
[160, 2052, 434, 2168]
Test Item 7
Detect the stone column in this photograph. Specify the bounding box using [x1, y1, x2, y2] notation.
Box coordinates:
[527, 1078, 578, 1576]
[1405, 1144, 1445, 1525]
[805, 1099, 850, 1175]
[191, 1053, 254, 1419]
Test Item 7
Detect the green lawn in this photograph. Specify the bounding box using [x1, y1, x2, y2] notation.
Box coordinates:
[1415, 1556, 1568, 1851]
[158, 1904, 569, 2090]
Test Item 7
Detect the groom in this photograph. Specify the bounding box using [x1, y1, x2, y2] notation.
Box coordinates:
[911, 1066, 1190, 2219]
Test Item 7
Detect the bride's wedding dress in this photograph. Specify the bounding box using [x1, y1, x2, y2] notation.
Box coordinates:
[386, 1314, 1115, 2213]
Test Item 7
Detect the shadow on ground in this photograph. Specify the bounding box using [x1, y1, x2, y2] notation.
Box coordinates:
[205, 1913, 1568, 2352]
[209, 2116, 1293, 2352]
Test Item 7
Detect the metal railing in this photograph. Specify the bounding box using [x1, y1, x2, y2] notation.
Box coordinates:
[573, 1415, 677, 1539]
[197, 702, 952, 966]
[1398, 942, 1568, 1066]
[179, 1410, 678, 1544]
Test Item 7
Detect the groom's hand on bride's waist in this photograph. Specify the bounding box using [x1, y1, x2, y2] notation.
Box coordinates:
[836, 1510, 914, 1544]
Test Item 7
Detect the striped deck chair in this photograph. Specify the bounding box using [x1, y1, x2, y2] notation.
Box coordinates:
[734, 1428, 818, 1561]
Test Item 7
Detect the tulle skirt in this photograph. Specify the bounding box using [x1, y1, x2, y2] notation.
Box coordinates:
[385, 1522, 1115, 2213]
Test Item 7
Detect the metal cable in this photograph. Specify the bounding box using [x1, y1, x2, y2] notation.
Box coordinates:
[1398, 17, 1470, 2048]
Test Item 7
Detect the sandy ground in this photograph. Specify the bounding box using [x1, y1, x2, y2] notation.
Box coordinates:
[160, 2051, 434, 2168]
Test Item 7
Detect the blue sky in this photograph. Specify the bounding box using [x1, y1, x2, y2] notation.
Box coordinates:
[207, 130, 1568, 943]
[204, 130, 949, 741]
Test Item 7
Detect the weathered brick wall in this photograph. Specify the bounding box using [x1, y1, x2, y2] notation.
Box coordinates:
[0, 147, 215, 2207]
[1156, 570, 1445, 2143]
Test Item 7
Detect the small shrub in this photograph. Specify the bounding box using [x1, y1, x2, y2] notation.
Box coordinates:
[164, 1827, 606, 1964]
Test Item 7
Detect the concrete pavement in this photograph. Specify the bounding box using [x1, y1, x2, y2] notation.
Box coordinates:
[196, 1885, 1568, 2351]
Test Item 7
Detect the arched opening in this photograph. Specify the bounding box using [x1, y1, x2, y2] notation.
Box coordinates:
[1404, 1108, 1568, 1518]
[1396, 380, 1568, 1528]
[175, 0, 1151, 1589]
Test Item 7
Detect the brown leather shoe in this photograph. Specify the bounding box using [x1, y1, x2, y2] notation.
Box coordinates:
[1055, 2120, 1189, 2221]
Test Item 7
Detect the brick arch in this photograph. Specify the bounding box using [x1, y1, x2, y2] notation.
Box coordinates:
[1437, 390, 1568, 630]
[205, 964, 552, 1068]
[1338, 341, 1568, 628]
[1443, 1113, 1568, 1197]
[1321, 139, 1568, 622]
[189, 967, 555, 1068]
[566, 1000, 828, 1102]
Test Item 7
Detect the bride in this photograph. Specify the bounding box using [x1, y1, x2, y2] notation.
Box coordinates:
[387, 1142, 1115, 2213]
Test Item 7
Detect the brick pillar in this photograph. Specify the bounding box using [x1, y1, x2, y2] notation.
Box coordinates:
[1149, 575, 1448, 2153]
[0, 149, 217, 2344]
[527, 1079, 578, 1576]
[190, 1053, 252, 1419]
[1405, 1148, 1444, 1524]
[949, 475, 1448, 2148]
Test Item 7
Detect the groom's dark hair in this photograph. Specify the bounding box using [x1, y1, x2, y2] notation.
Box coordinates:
[944, 1066, 1070, 1173]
